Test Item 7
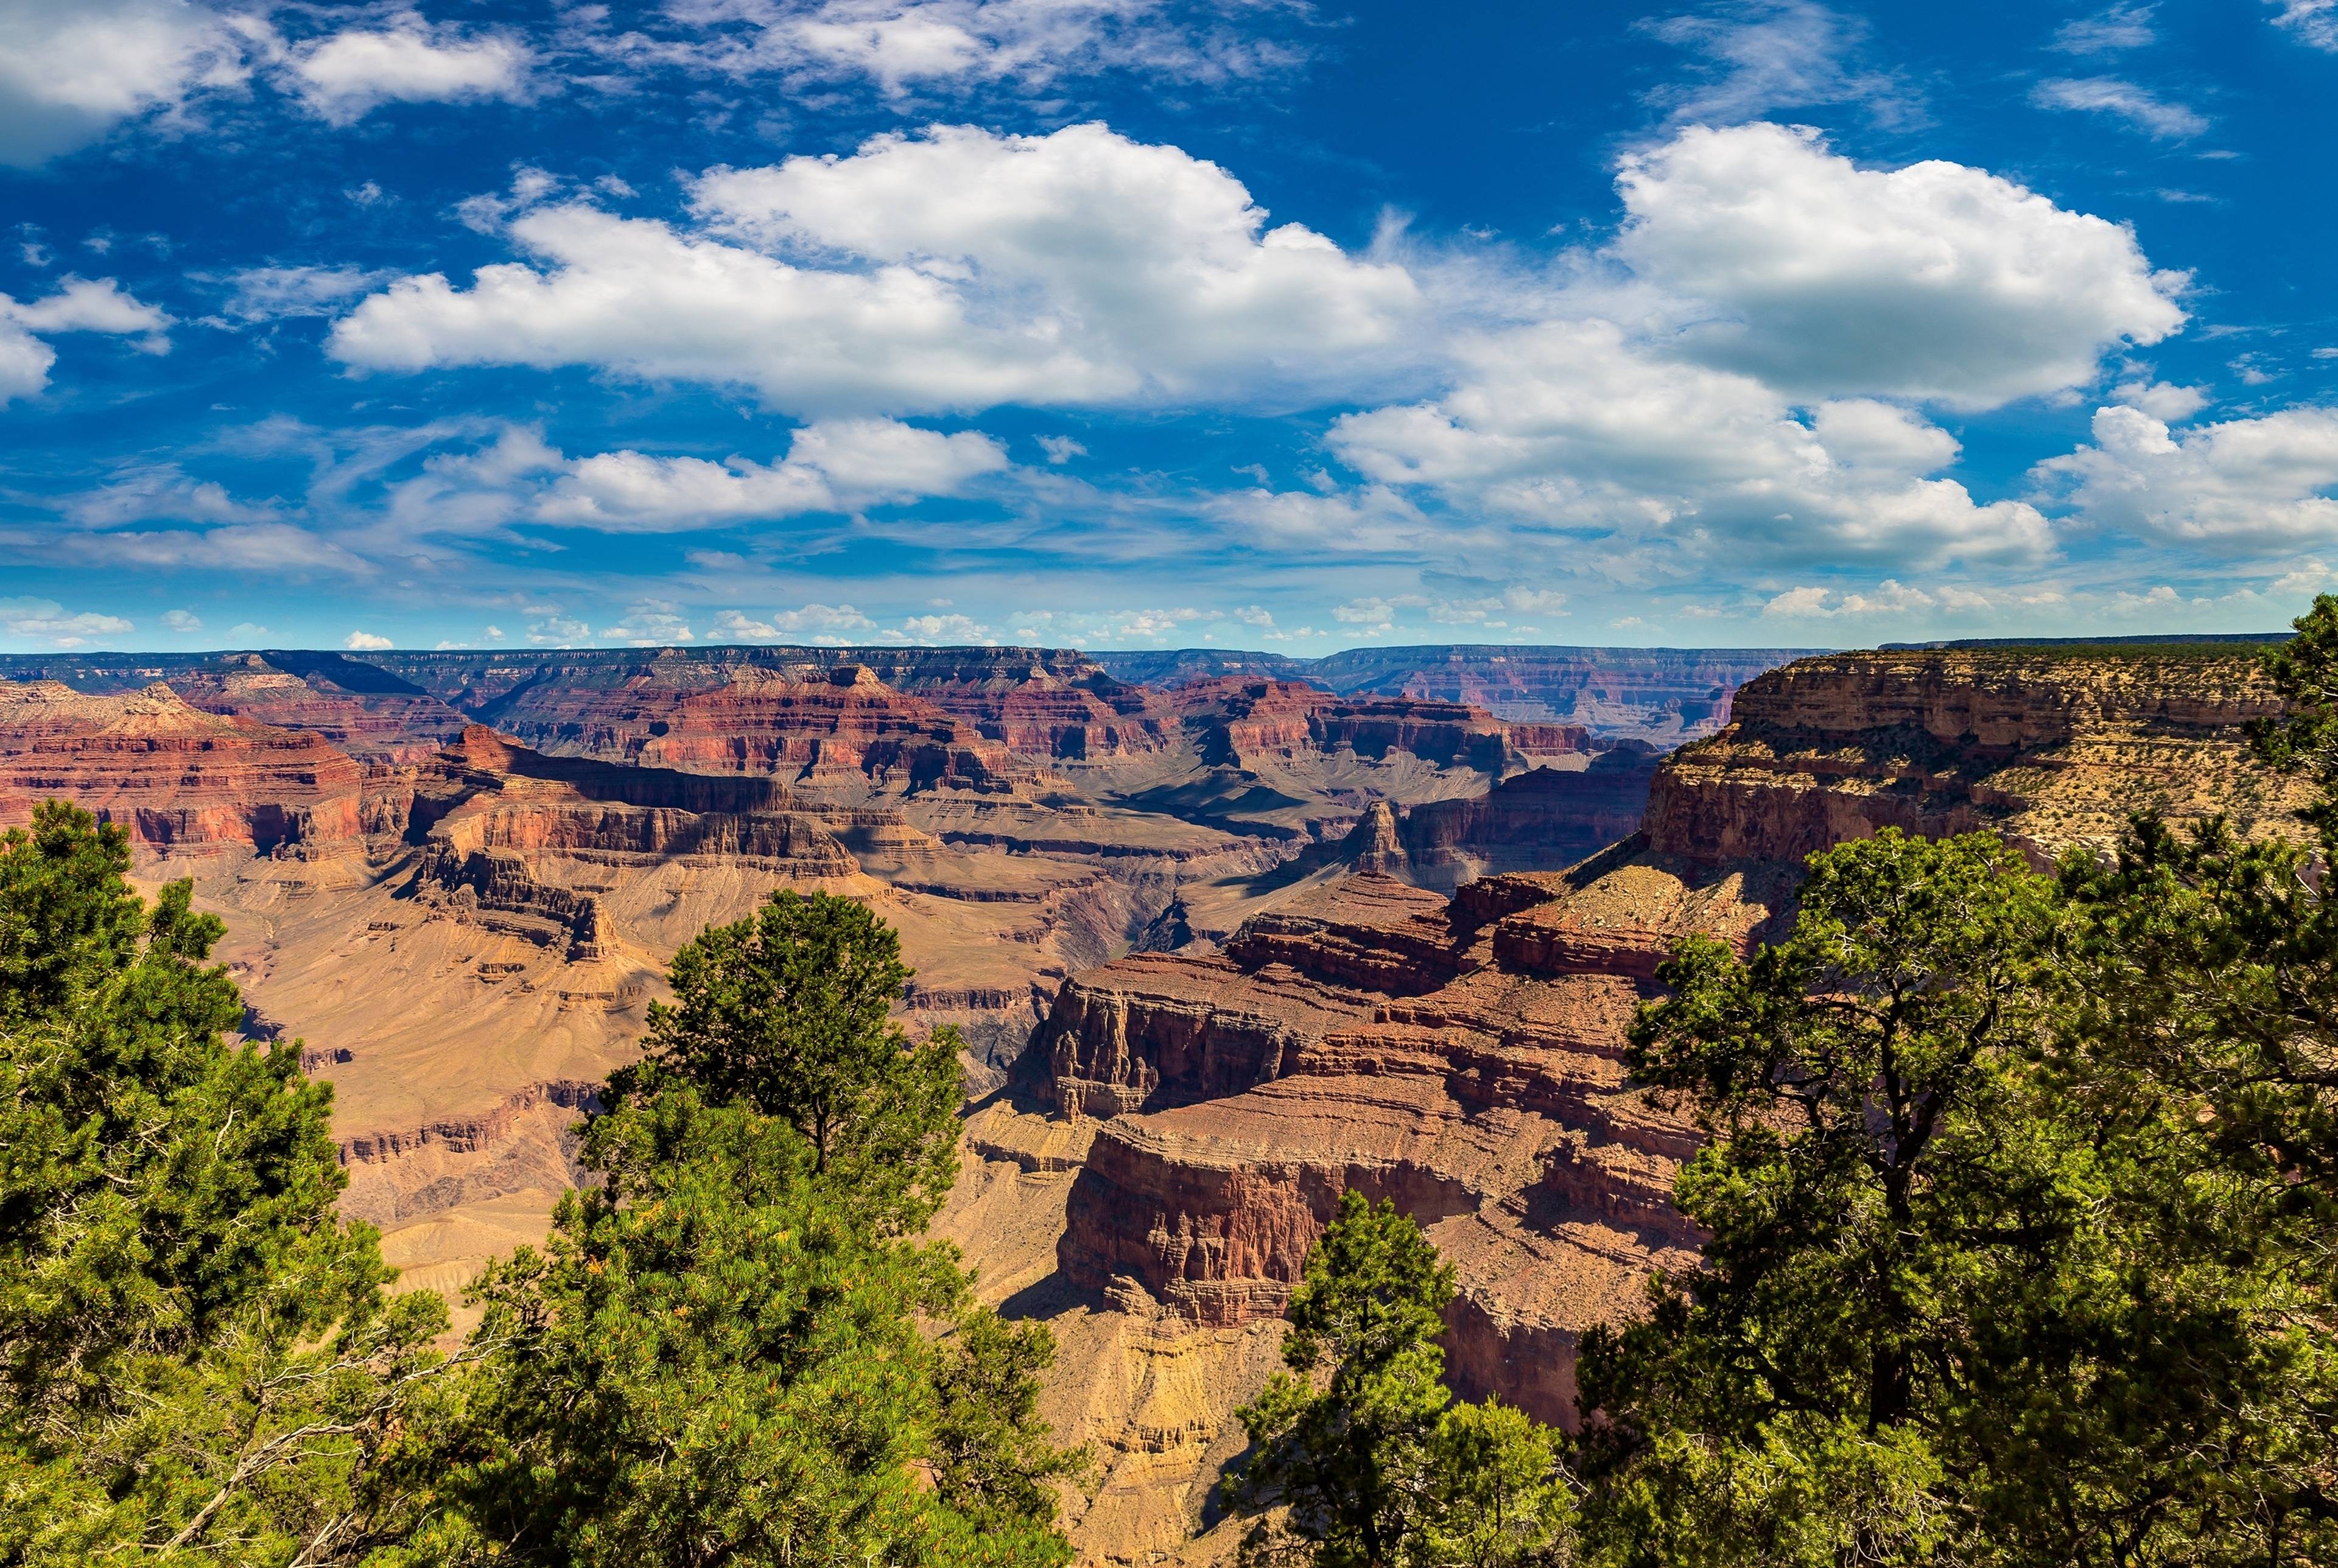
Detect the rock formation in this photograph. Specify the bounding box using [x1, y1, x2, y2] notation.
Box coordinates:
[1089, 645, 1822, 744]
[1645, 648, 2311, 865]
[0, 679, 365, 853]
[10, 639, 2291, 1563]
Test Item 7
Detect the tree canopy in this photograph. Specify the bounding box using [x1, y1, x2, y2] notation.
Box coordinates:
[400, 884, 1081, 1567]
[641, 889, 962, 1230]
[1234, 1190, 1574, 1568]
[0, 802, 452, 1566]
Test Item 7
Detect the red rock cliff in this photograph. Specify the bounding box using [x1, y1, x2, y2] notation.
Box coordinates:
[0, 679, 365, 853]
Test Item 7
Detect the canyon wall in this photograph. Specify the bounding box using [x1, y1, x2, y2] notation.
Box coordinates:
[7, 640, 2292, 1563]
[1090, 645, 1823, 744]
[1000, 643, 2304, 1471]
[0, 679, 366, 854]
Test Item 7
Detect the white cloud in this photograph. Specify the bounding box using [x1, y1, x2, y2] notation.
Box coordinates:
[85, 523, 369, 573]
[63, 463, 263, 527]
[894, 611, 992, 643]
[2110, 379, 2209, 422]
[1761, 578, 1939, 618]
[1330, 585, 1567, 630]
[2269, 1, 2338, 51]
[1327, 320, 2050, 568]
[216, 265, 393, 321]
[0, 0, 258, 167]
[0, 596, 133, 647]
[529, 615, 591, 645]
[2033, 402, 2338, 548]
[600, 601, 693, 644]
[331, 122, 1422, 416]
[651, 0, 1302, 94]
[1037, 434, 1087, 463]
[1201, 484, 1440, 553]
[161, 608, 202, 632]
[2031, 76, 2208, 141]
[2054, 4, 2157, 52]
[1611, 122, 2185, 409]
[344, 630, 393, 649]
[287, 13, 532, 125]
[533, 419, 1008, 530]
[1643, 1, 1910, 127]
[709, 603, 879, 642]
[0, 277, 173, 403]
[228, 621, 268, 639]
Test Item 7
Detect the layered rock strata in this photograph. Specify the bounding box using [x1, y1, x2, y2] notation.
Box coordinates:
[0, 679, 365, 853]
[1025, 646, 2305, 1445]
[1646, 648, 2312, 864]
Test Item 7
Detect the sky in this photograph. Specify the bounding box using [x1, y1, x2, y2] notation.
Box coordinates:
[2, 0, 2337, 655]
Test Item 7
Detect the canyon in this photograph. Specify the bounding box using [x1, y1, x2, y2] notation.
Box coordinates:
[0, 638, 2303, 1564]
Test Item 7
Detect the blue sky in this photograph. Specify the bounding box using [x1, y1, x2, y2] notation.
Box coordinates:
[2, 0, 2336, 654]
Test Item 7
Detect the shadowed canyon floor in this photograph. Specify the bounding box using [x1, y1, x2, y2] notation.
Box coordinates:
[0, 640, 2304, 1564]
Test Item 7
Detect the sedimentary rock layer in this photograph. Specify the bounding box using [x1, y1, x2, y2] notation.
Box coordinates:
[0, 679, 365, 853]
[1645, 648, 2312, 865]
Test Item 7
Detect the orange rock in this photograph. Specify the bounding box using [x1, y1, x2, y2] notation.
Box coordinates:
[0, 679, 365, 853]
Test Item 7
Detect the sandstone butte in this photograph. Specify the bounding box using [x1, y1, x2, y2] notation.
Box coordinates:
[0, 640, 2301, 1566]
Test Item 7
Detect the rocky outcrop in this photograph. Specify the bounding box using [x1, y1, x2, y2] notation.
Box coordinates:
[469, 661, 1036, 794]
[0, 679, 365, 853]
[1399, 751, 1662, 886]
[1091, 646, 1820, 744]
[170, 656, 471, 763]
[407, 845, 610, 960]
[1170, 677, 1582, 776]
[1039, 859, 1738, 1426]
[1645, 648, 2311, 866]
[1037, 648, 2306, 1435]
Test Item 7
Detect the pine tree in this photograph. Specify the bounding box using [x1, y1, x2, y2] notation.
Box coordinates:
[0, 802, 455, 1565]
[1234, 1191, 1574, 1568]
[403, 889, 1081, 1567]
[641, 889, 963, 1230]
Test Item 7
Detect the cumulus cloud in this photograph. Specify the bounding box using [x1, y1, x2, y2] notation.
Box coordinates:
[1327, 320, 2050, 568]
[286, 13, 532, 124]
[161, 608, 202, 632]
[1761, 578, 1940, 618]
[2031, 76, 2208, 140]
[600, 601, 693, 644]
[2032, 402, 2338, 548]
[1612, 122, 2185, 409]
[331, 122, 1422, 415]
[2110, 378, 2209, 422]
[532, 419, 1008, 530]
[892, 611, 992, 643]
[0, 596, 133, 647]
[1199, 484, 1439, 553]
[343, 630, 393, 649]
[0, 0, 258, 167]
[0, 278, 173, 403]
[709, 603, 879, 642]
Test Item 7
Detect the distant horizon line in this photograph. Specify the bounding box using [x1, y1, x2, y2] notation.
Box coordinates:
[0, 632, 2295, 663]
